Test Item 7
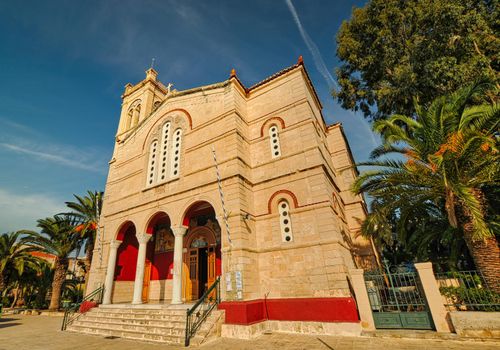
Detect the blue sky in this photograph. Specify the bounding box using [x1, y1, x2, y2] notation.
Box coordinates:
[0, 0, 377, 232]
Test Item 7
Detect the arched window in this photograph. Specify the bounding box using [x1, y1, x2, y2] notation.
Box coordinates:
[146, 140, 158, 186]
[126, 109, 133, 130]
[158, 122, 171, 182]
[269, 124, 281, 158]
[170, 128, 182, 178]
[132, 105, 141, 127]
[278, 200, 293, 242]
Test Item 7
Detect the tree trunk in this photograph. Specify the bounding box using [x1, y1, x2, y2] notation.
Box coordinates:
[459, 189, 500, 293]
[10, 284, 19, 308]
[84, 235, 94, 290]
[462, 231, 500, 293]
[49, 257, 68, 311]
[0, 272, 6, 297]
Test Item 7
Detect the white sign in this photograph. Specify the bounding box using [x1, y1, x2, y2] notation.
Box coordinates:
[235, 271, 243, 291]
[225, 273, 232, 292]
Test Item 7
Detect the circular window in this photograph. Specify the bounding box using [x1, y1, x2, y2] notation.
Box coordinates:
[149, 180, 153, 184]
[282, 211, 288, 216]
[274, 152, 279, 156]
[174, 170, 178, 175]
[285, 236, 291, 242]
[176, 143, 179, 147]
[283, 219, 289, 224]
[284, 227, 290, 233]
[281, 203, 287, 209]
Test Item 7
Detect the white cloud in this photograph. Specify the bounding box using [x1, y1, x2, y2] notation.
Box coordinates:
[0, 143, 104, 173]
[0, 188, 66, 232]
[285, 0, 338, 90]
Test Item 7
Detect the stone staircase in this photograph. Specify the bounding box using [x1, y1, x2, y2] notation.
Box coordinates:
[66, 304, 223, 346]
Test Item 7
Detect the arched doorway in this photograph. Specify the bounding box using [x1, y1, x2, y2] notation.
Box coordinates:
[145, 212, 173, 303]
[182, 201, 222, 302]
[113, 222, 137, 303]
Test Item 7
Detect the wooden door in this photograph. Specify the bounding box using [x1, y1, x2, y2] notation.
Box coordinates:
[142, 260, 152, 303]
[207, 246, 216, 300]
[188, 248, 199, 300]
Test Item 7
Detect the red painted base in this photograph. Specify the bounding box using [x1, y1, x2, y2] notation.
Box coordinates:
[218, 297, 359, 325]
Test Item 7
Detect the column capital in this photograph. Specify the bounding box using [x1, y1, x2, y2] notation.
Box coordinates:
[414, 262, 433, 271]
[136, 232, 152, 245]
[171, 226, 188, 237]
[109, 240, 122, 250]
[349, 268, 365, 277]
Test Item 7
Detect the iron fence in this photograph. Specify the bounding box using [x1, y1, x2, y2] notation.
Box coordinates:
[436, 270, 500, 311]
[365, 270, 427, 313]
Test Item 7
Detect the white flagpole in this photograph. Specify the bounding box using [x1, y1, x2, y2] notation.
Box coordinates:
[212, 146, 232, 246]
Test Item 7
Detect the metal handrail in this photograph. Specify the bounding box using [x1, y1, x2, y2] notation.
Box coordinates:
[185, 277, 221, 346]
[61, 285, 104, 331]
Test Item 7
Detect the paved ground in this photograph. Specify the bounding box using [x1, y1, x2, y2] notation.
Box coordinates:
[1, 315, 499, 350]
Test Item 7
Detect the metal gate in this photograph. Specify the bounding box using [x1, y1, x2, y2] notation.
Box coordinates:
[364, 263, 433, 330]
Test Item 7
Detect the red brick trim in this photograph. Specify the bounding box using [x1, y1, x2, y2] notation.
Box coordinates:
[218, 297, 359, 325]
[268, 190, 299, 214]
[260, 117, 286, 137]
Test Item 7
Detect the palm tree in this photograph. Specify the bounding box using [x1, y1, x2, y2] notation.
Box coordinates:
[353, 82, 500, 291]
[24, 215, 80, 311]
[65, 191, 103, 287]
[0, 231, 40, 297]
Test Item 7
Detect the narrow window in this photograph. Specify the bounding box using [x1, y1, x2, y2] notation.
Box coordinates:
[146, 140, 158, 186]
[269, 125, 281, 158]
[126, 110, 133, 130]
[278, 200, 293, 242]
[158, 122, 171, 182]
[170, 128, 182, 178]
[133, 105, 141, 127]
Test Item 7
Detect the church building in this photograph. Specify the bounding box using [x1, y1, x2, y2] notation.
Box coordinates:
[86, 57, 375, 337]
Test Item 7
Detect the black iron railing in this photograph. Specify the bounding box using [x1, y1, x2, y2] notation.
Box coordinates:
[61, 285, 104, 331]
[185, 277, 220, 346]
[436, 270, 500, 311]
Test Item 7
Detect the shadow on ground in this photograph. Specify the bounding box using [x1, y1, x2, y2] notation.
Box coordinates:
[0, 317, 21, 328]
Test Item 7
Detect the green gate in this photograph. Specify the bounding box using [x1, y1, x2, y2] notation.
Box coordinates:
[364, 263, 433, 330]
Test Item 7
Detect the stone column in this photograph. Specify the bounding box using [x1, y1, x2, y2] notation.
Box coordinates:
[349, 268, 376, 331]
[132, 232, 152, 304]
[415, 262, 453, 332]
[102, 240, 122, 305]
[171, 226, 188, 304]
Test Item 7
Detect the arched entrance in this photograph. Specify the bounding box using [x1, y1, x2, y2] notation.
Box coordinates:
[181, 201, 222, 302]
[113, 222, 137, 303]
[144, 212, 173, 303]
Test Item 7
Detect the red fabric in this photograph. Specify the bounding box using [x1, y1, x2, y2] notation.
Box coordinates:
[150, 251, 174, 280]
[79, 301, 97, 313]
[218, 297, 359, 325]
[114, 228, 138, 281]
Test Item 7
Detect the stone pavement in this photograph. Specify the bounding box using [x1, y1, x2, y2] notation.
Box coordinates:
[1, 315, 499, 350]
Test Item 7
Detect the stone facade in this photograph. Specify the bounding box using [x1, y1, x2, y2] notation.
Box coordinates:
[87, 58, 375, 310]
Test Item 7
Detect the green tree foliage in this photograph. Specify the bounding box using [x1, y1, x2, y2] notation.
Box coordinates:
[0, 232, 40, 297]
[65, 191, 103, 287]
[24, 215, 81, 311]
[335, 0, 499, 120]
[353, 82, 500, 290]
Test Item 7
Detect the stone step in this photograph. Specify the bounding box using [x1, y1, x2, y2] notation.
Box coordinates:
[95, 307, 187, 315]
[88, 311, 186, 321]
[67, 324, 184, 344]
[72, 320, 184, 335]
[82, 315, 185, 327]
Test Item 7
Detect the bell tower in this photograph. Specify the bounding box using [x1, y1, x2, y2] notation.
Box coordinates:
[116, 68, 168, 138]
